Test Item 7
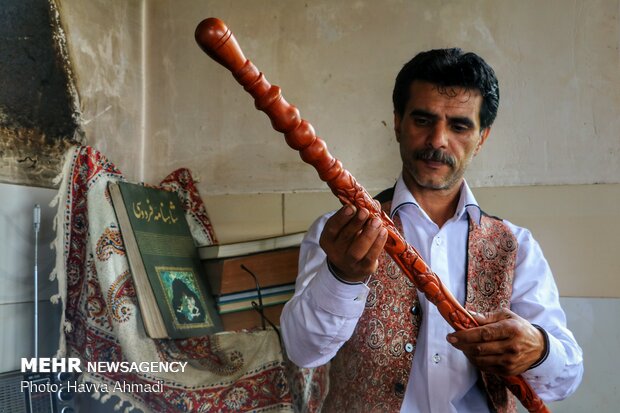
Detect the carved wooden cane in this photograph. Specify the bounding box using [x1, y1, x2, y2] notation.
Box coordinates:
[195, 17, 549, 413]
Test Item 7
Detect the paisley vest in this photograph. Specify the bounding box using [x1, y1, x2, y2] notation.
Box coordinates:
[322, 195, 518, 413]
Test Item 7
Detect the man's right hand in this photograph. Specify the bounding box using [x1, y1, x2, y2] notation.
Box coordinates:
[319, 204, 388, 283]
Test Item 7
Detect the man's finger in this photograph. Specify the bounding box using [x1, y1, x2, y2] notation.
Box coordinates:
[346, 217, 385, 262]
[335, 207, 371, 244]
[469, 308, 514, 326]
[322, 204, 357, 240]
[463, 353, 514, 376]
[448, 321, 511, 345]
[450, 339, 507, 357]
[365, 225, 388, 265]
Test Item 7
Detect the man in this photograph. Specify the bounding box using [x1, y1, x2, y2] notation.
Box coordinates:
[280, 49, 583, 412]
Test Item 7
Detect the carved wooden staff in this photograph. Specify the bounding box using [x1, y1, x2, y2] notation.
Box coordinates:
[195, 17, 549, 413]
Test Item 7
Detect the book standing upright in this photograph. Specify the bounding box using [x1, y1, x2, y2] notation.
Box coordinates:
[109, 181, 222, 339]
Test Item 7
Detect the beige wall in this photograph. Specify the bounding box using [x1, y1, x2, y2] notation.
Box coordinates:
[56, 0, 620, 297]
[56, 0, 145, 180]
[474, 184, 620, 298]
[144, 0, 620, 193]
[59, 0, 620, 192]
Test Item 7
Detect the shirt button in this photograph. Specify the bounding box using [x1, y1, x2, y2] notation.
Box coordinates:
[434, 237, 442, 246]
[432, 353, 441, 363]
[405, 343, 414, 353]
[394, 382, 405, 396]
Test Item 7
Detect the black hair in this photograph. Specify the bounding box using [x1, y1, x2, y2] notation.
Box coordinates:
[392, 48, 499, 129]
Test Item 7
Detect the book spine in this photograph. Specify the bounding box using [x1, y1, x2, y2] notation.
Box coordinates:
[204, 248, 299, 294]
[216, 283, 295, 303]
[220, 303, 285, 331]
[217, 291, 294, 314]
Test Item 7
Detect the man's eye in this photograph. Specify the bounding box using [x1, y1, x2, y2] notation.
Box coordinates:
[414, 118, 431, 126]
[452, 124, 469, 132]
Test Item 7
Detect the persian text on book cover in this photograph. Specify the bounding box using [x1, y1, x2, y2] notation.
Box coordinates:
[118, 182, 221, 336]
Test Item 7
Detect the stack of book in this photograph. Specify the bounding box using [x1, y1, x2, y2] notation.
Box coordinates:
[198, 232, 304, 331]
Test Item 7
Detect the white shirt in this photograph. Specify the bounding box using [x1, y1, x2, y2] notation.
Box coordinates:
[280, 176, 583, 412]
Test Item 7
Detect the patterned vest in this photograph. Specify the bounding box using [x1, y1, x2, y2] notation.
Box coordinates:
[322, 195, 518, 413]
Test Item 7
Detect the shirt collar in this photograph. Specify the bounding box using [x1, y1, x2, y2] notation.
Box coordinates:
[389, 174, 482, 224]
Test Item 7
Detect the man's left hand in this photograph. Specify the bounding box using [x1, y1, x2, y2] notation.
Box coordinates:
[446, 308, 545, 376]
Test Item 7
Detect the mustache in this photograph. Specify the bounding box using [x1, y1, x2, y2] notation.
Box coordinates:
[413, 149, 456, 167]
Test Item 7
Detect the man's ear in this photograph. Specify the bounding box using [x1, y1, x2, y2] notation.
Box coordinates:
[394, 111, 402, 142]
[474, 127, 491, 155]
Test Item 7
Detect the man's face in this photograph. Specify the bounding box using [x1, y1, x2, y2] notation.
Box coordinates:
[394, 81, 490, 192]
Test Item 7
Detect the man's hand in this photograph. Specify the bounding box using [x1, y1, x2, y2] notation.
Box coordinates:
[446, 308, 546, 376]
[319, 205, 388, 283]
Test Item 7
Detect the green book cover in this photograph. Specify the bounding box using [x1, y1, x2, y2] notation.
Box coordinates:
[109, 181, 222, 338]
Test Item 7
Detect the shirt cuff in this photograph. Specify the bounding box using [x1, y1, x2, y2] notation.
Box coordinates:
[326, 260, 371, 285]
[528, 324, 550, 370]
[522, 325, 567, 380]
[310, 259, 369, 319]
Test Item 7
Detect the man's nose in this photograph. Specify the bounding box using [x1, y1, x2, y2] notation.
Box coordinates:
[426, 123, 449, 149]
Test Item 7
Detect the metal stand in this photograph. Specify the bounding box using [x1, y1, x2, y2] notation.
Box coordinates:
[33, 205, 40, 360]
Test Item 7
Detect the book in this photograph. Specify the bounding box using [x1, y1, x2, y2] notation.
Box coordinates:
[198, 232, 305, 260]
[219, 303, 286, 331]
[216, 283, 295, 314]
[108, 181, 222, 339]
[217, 283, 296, 304]
[202, 247, 300, 295]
